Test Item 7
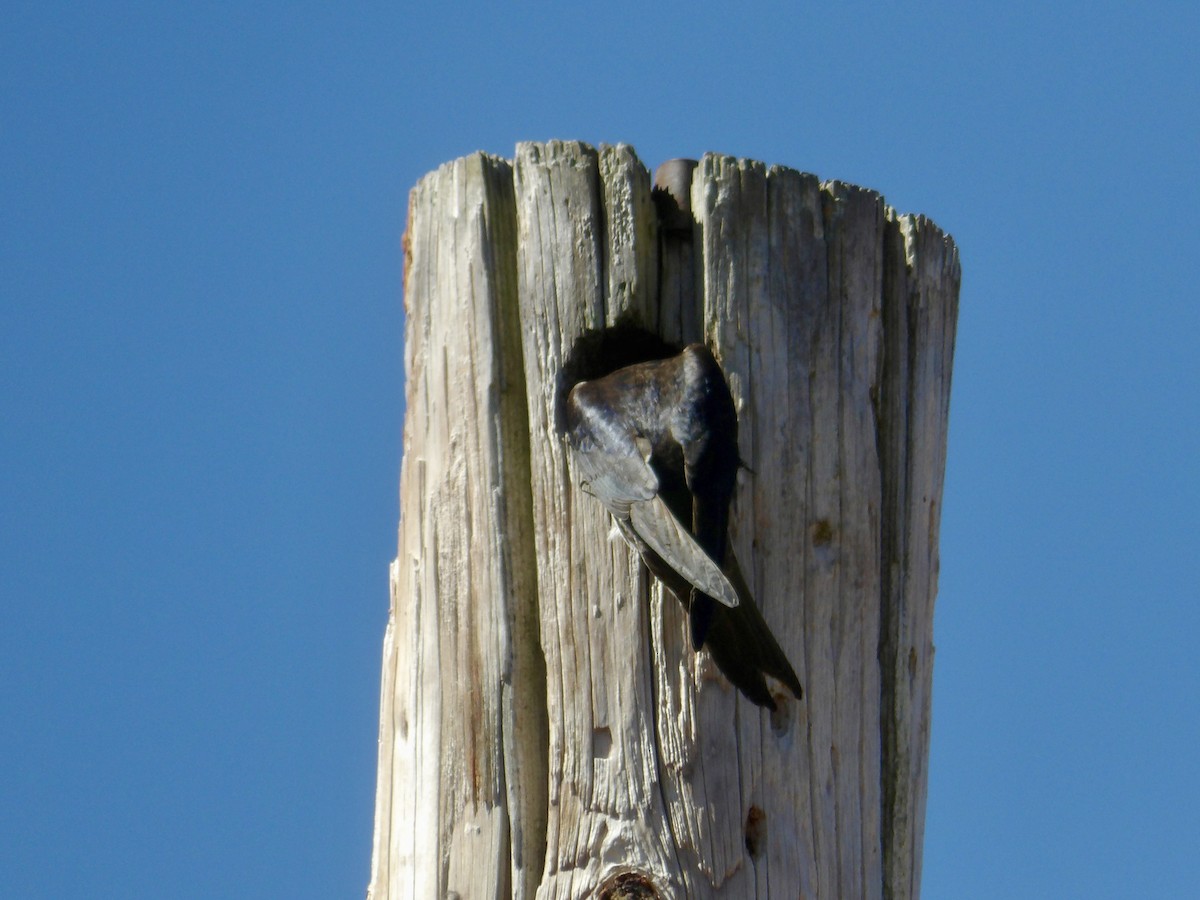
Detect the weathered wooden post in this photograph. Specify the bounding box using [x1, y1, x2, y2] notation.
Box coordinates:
[368, 141, 959, 899]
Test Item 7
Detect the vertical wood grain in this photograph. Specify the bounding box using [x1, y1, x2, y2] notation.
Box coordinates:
[370, 142, 959, 900]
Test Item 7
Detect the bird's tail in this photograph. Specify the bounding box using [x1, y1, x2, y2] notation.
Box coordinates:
[642, 545, 803, 710]
[700, 560, 804, 710]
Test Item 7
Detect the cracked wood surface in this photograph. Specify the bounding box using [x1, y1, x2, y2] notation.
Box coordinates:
[368, 141, 959, 900]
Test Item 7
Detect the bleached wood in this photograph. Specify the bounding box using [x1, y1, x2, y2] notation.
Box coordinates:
[689, 162, 891, 898]
[878, 212, 960, 900]
[512, 140, 684, 899]
[367, 153, 544, 900]
[370, 142, 959, 899]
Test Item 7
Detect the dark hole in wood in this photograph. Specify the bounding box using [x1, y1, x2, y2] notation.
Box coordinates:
[745, 805, 767, 859]
[557, 320, 681, 435]
[811, 518, 834, 547]
[592, 725, 612, 759]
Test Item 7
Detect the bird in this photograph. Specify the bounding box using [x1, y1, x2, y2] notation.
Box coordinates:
[564, 338, 803, 709]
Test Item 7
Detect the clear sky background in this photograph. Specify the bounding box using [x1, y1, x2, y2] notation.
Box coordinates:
[3, 3, 1196, 897]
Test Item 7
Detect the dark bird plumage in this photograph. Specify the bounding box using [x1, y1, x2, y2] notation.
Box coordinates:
[564, 341, 803, 709]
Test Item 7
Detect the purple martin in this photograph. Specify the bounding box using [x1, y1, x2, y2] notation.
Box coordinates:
[565, 342, 803, 709]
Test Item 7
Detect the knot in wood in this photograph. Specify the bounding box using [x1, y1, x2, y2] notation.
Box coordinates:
[596, 870, 663, 900]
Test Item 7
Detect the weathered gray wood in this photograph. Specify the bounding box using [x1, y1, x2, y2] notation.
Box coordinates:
[512, 140, 684, 899]
[879, 212, 960, 900]
[367, 153, 544, 900]
[654, 157, 701, 346]
[369, 142, 959, 899]
[692, 161, 891, 898]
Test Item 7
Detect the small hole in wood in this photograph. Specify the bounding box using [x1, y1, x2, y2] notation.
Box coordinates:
[592, 726, 612, 759]
[811, 519, 834, 547]
[769, 693, 792, 736]
[744, 806, 763, 864]
[745, 805, 767, 859]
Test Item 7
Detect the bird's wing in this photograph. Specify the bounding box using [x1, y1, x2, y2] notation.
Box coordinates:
[568, 390, 739, 609]
[569, 428, 657, 519]
[628, 497, 738, 608]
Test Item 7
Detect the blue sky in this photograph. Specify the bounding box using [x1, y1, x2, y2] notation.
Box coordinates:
[3, 3, 1196, 897]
